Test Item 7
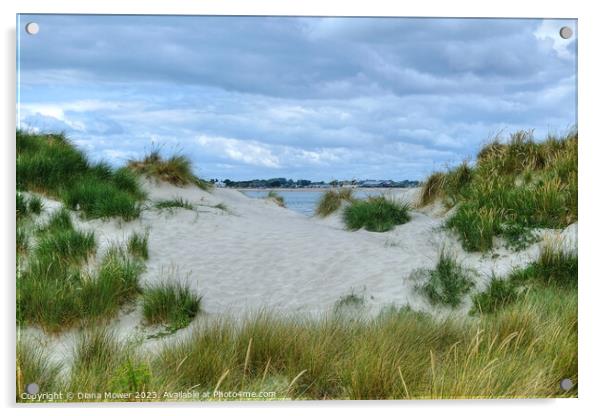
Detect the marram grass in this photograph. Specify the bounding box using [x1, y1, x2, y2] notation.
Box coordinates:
[17, 283, 577, 401]
[17, 209, 144, 332]
[16, 130, 145, 221]
[315, 188, 354, 217]
[142, 281, 202, 331]
[418, 130, 577, 251]
[127, 150, 212, 190]
[343, 196, 410, 232]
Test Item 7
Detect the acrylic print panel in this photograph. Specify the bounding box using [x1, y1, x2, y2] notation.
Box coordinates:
[16, 15, 577, 402]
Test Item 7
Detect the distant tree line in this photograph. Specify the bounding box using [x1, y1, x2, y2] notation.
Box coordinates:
[211, 178, 419, 189]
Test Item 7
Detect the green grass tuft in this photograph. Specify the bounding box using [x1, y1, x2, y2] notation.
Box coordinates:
[315, 188, 354, 217]
[39, 208, 73, 234]
[80, 248, 145, 321]
[471, 277, 519, 314]
[18, 239, 143, 332]
[35, 228, 96, 266]
[343, 196, 410, 232]
[334, 290, 365, 312]
[142, 281, 202, 331]
[413, 250, 476, 307]
[154, 197, 194, 211]
[63, 176, 142, 221]
[419, 172, 446, 207]
[28, 194, 44, 215]
[127, 231, 149, 260]
[510, 241, 577, 288]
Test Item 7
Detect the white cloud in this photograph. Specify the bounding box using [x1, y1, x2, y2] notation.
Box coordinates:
[197, 135, 281, 168]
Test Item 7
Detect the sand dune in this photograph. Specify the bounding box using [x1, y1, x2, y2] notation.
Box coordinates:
[21, 181, 577, 360]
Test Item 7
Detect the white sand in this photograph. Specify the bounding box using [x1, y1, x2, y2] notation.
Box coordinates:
[19, 182, 578, 363]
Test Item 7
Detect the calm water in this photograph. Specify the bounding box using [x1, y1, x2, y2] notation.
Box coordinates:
[241, 189, 390, 216]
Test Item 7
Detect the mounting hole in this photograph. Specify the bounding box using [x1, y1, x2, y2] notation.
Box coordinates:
[559, 26, 573, 40]
[25, 22, 39, 35]
[25, 383, 40, 394]
[560, 378, 574, 391]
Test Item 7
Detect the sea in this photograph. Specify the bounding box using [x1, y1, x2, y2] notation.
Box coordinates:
[241, 189, 396, 216]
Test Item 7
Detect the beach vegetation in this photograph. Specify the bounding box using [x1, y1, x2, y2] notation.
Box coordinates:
[18, 221, 143, 331]
[142, 281, 202, 331]
[418, 130, 577, 251]
[343, 196, 410, 232]
[16, 339, 62, 399]
[315, 188, 355, 217]
[413, 250, 476, 307]
[334, 290, 365, 312]
[127, 150, 211, 190]
[266, 190, 286, 207]
[154, 197, 194, 211]
[28, 194, 44, 215]
[17, 130, 145, 221]
[471, 277, 519, 314]
[127, 231, 149, 260]
[17, 274, 577, 401]
[509, 241, 577, 288]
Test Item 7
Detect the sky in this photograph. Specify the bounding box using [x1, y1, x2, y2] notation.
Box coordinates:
[17, 15, 577, 181]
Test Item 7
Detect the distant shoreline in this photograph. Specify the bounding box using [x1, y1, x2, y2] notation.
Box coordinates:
[232, 187, 420, 192]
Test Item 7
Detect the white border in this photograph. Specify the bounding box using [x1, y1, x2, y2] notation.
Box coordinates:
[2, 1, 600, 415]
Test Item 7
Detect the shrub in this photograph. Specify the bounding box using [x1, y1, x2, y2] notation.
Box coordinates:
[266, 190, 285, 207]
[315, 188, 354, 217]
[471, 277, 519, 314]
[127, 231, 149, 260]
[142, 281, 201, 330]
[413, 250, 476, 307]
[343, 196, 410, 232]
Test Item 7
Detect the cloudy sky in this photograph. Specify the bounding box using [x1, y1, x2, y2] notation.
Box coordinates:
[17, 15, 577, 181]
